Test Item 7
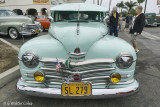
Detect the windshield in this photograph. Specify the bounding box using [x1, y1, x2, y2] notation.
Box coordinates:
[0, 10, 17, 17]
[52, 11, 104, 22]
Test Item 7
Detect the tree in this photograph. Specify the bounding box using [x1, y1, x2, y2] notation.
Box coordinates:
[137, 0, 145, 5]
[116, 1, 125, 12]
[130, 9, 137, 16]
[125, 1, 138, 12]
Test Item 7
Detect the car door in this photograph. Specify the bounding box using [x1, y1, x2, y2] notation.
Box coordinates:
[0, 10, 10, 35]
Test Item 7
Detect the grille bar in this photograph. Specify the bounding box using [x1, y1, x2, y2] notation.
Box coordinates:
[40, 67, 116, 74]
[39, 58, 116, 87]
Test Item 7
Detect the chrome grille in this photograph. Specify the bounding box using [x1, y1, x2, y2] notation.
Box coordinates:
[26, 24, 38, 29]
[39, 58, 115, 86]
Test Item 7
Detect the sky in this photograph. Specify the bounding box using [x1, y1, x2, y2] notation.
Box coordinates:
[85, 0, 160, 14]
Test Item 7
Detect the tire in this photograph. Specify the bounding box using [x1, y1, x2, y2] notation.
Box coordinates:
[8, 28, 20, 39]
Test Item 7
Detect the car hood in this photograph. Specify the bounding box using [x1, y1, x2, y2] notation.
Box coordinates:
[49, 22, 107, 52]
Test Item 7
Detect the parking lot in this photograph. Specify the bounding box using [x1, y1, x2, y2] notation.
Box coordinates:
[0, 26, 160, 107]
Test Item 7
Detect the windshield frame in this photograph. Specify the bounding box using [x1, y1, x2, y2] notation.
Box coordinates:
[51, 11, 105, 22]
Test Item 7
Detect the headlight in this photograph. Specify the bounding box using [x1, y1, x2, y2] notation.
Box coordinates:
[34, 71, 44, 82]
[116, 52, 133, 69]
[22, 51, 39, 68]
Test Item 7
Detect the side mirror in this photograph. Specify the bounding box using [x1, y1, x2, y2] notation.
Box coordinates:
[48, 16, 53, 22]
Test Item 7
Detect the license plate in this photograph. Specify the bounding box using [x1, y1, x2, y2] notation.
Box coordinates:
[62, 83, 91, 96]
[35, 30, 39, 33]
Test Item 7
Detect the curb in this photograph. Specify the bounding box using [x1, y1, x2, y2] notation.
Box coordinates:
[0, 38, 20, 88]
[0, 65, 20, 88]
[0, 38, 19, 51]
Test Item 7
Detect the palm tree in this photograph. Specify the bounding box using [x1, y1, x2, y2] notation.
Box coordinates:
[137, 0, 145, 5]
[125, 1, 138, 12]
[116, 1, 125, 12]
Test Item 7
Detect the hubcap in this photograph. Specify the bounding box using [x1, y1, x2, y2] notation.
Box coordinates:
[9, 28, 18, 39]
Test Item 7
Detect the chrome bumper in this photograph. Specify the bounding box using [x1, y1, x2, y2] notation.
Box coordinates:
[17, 80, 139, 99]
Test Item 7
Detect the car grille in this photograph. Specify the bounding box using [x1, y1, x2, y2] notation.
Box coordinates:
[26, 24, 38, 29]
[39, 58, 116, 86]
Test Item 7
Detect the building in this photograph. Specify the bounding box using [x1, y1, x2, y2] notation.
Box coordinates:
[0, 0, 85, 16]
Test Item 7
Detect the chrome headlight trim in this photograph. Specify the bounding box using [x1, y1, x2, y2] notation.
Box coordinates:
[22, 51, 39, 68]
[22, 23, 26, 28]
[116, 52, 134, 69]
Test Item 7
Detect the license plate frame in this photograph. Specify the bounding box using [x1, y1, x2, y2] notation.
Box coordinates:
[61, 82, 92, 96]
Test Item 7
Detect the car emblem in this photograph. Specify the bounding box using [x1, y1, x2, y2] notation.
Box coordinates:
[73, 74, 81, 82]
[74, 47, 80, 53]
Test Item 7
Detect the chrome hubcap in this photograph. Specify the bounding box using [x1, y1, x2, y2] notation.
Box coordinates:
[9, 28, 18, 39]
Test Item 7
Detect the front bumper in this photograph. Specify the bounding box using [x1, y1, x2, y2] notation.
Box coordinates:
[17, 80, 139, 99]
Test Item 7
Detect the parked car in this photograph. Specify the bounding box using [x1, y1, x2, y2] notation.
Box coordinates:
[145, 13, 160, 26]
[0, 8, 42, 39]
[17, 3, 139, 98]
[35, 15, 50, 31]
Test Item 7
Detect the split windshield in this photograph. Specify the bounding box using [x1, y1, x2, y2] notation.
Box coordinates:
[52, 11, 104, 22]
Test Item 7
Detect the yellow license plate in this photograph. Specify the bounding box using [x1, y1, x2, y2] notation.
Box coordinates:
[62, 83, 91, 96]
[35, 30, 39, 33]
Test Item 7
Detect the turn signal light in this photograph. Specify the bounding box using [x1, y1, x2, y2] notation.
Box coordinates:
[110, 73, 121, 84]
[34, 71, 44, 82]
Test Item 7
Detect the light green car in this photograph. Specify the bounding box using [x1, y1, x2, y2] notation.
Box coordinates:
[17, 3, 139, 98]
[0, 8, 42, 39]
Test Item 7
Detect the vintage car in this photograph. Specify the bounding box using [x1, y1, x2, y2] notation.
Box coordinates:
[17, 3, 139, 98]
[35, 15, 51, 31]
[145, 13, 160, 26]
[0, 8, 42, 39]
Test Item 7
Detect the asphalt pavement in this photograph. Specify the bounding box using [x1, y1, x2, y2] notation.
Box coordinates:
[0, 27, 160, 107]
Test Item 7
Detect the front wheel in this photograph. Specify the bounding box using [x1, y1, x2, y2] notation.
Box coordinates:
[8, 28, 20, 39]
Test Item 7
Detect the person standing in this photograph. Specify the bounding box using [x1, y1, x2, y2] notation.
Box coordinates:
[118, 14, 123, 32]
[125, 14, 132, 31]
[109, 7, 119, 37]
[130, 6, 145, 53]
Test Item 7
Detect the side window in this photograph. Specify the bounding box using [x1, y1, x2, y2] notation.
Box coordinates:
[0, 10, 9, 17]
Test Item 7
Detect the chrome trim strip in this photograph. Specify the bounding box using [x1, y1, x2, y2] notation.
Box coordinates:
[45, 75, 63, 79]
[40, 67, 56, 71]
[82, 76, 110, 81]
[20, 77, 41, 84]
[40, 67, 116, 74]
[69, 52, 86, 56]
[70, 59, 115, 66]
[116, 79, 135, 85]
[0, 32, 7, 35]
[24, 73, 33, 77]
[49, 82, 62, 85]
[39, 58, 65, 63]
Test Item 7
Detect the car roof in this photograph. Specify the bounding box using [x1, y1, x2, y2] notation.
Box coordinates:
[50, 3, 107, 12]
